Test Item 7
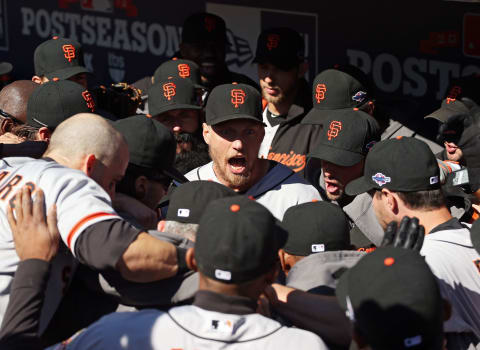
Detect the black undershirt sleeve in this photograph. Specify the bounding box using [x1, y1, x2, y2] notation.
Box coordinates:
[0, 141, 48, 158]
[0, 259, 50, 350]
[74, 219, 142, 271]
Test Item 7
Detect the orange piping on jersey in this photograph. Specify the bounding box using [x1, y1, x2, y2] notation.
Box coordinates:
[67, 212, 117, 249]
[262, 98, 268, 110]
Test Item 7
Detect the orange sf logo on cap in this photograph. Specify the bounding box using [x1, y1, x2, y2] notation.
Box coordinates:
[178, 64, 191, 78]
[266, 34, 280, 51]
[205, 16, 216, 32]
[62, 44, 76, 62]
[446, 85, 462, 104]
[327, 121, 342, 140]
[82, 91, 95, 112]
[315, 84, 327, 103]
[231, 89, 245, 108]
[163, 82, 176, 100]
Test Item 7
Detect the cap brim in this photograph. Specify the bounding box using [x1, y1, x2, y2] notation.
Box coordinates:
[334, 267, 351, 312]
[471, 220, 480, 255]
[150, 104, 202, 117]
[162, 165, 188, 184]
[345, 176, 375, 196]
[207, 114, 264, 126]
[308, 144, 364, 167]
[252, 56, 299, 71]
[0, 62, 13, 75]
[45, 65, 90, 80]
[302, 107, 354, 125]
[424, 107, 456, 123]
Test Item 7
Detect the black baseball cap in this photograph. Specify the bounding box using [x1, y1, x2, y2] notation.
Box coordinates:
[34, 37, 89, 80]
[302, 68, 370, 124]
[205, 83, 263, 125]
[26, 80, 94, 130]
[148, 77, 202, 117]
[195, 196, 287, 284]
[114, 115, 187, 183]
[282, 201, 350, 256]
[153, 58, 203, 89]
[252, 27, 305, 71]
[181, 12, 227, 44]
[425, 74, 480, 122]
[336, 247, 443, 350]
[346, 137, 440, 196]
[307, 109, 380, 167]
[166, 181, 237, 224]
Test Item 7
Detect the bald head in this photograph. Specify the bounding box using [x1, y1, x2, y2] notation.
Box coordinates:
[45, 113, 127, 165]
[0, 80, 38, 123]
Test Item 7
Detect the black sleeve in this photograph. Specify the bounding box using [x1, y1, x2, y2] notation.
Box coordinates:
[74, 219, 141, 271]
[0, 259, 50, 350]
[0, 141, 48, 158]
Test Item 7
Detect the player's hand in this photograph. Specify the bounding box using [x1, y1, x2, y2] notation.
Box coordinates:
[381, 216, 424, 252]
[263, 283, 295, 306]
[7, 187, 60, 262]
[0, 132, 25, 144]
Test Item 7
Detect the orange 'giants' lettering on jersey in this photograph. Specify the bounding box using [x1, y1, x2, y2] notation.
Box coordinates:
[231, 89, 245, 108]
[315, 84, 327, 103]
[327, 121, 342, 140]
[62, 44, 76, 62]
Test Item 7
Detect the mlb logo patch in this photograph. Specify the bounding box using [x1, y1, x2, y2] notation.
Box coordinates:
[177, 209, 190, 217]
[311, 244, 325, 253]
[372, 173, 391, 186]
[429, 176, 439, 185]
[215, 269, 232, 281]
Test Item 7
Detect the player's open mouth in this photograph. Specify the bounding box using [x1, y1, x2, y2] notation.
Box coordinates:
[445, 144, 457, 154]
[264, 86, 279, 96]
[325, 179, 340, 194]
[228, 156, 247, 174]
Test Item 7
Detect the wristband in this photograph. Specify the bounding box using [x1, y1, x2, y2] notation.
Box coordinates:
[176, 247, 189, 275]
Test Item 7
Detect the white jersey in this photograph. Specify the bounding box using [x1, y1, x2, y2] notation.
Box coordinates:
[185, 161, 321, 220]
[0, 157, 120, 332]
[54, 306, 328, 350]
[420, 223, 480, 337]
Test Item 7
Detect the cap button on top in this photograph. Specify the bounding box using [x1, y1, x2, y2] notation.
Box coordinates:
[52, 36, 59, 40]
[230, 204, 240, 212]
[384, 257, 395, 266]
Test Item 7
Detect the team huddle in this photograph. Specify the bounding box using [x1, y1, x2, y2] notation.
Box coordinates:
[0, 10, 479, 350]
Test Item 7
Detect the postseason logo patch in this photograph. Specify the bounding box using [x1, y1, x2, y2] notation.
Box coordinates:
[372, 173, 391, 186]
[352, 91, 367, 103]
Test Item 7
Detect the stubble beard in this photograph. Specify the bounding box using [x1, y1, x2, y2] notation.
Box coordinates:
[209, 148, 252, 191]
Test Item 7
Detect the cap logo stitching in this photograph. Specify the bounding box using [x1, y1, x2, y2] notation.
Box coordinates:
[177, 209, 190, 217]
[266, 34, 280, 50]
[372, 173, 391, 186]
[404, 335, 422, 348]
[327, 121, 342, 140]
[178, 64, 191, 78]
[446, 85, 461, 104]
[205, 17, 216, 32]
[215, 269, 231, 281]
[62, 44, 76, 62]
[231, 89, 245, 108]
[311, 244, 325, 253]
[81, 91, 95, 112]
[352, 91, 367, 103]
[365, 141, 376, 152]
[163, 82, 177, 100]
[315, 84, 327, 103]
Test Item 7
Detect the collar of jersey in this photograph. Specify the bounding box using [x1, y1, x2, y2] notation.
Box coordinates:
[193, 290, 257, 315]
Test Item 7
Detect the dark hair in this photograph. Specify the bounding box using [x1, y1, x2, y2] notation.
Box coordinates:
[116, 163, 171, 198]
[396, 189, 445, 211]
[9, 123, 39, 140]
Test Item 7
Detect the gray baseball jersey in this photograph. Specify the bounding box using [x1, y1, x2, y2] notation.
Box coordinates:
[0, 157, 120, 332]
[53, 304, 327, 349]
[420, 220, 480, 338]
[185, 161, 321, 220]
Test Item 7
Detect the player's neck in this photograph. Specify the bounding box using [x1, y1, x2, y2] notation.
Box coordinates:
[410, 206, 453, 235]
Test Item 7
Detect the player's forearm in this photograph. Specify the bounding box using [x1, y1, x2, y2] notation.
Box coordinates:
[272, 287, 352, 347]
[116, 232, 179, 282]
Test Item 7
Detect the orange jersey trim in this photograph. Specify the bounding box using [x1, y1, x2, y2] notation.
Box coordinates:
[67, 212, 117, 249]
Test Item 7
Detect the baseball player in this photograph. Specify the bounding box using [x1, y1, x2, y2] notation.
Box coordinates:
[345, 137, 480, 348]
[280, 201, 363, 295]
[32, 37, 89, 88]
[55, 196, 328, 349]
[185, 83, 320, 220]
[0, 81, 37, 134]
[336, 247, 446, 350]
[253, 27, 322, 177]
[0, 113, 186, 334]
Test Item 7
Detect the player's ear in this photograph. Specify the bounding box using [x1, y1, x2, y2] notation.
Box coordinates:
[202, 123, 211, 145]
[278, 249, 288, 275]
[82, 154, 97, 177]
[186, 247, 197, 271]
[37, 127, 52, 142]
[157, 219, 166, 232]
[31, 75, 43, 84]
[134, 175, 148, 200]
[0, 118, 13, 134]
